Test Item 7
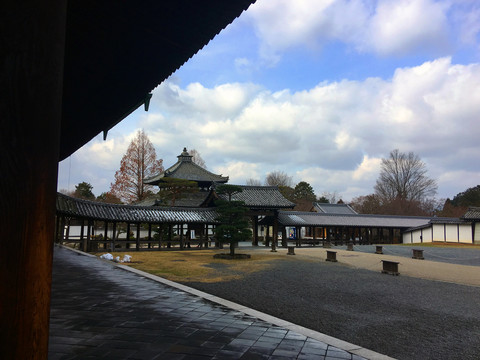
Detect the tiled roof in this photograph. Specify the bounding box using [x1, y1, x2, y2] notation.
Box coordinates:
[216, 185, 296, 209]
[462, 207, 480, 220]
[134, 191, 211, 208]
[144, 148, 228, 185]
[56, 193, 218, 224]
[313, 203, 358, 215]
[276, 211, 432, 228]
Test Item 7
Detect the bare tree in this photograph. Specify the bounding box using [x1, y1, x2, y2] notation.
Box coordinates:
[246, 178, 262, 186]
[110, 130, 163, 203]
[189, 149, 206, 169]
[320, 191, 340, 204]
[264, 171, 293, 187]
[374, 149, 437, 202]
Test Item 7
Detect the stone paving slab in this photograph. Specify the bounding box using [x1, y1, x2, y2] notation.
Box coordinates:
[49, 246, 392, 359]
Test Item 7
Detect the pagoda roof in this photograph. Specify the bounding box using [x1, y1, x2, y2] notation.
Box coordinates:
[144, 148, 228, 186]
[214, 185, 296, 209]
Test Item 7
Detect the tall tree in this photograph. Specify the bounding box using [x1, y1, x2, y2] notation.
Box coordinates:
[450, 185, 480, 207]
[293, 181, 316, 201]
[73, 182, 95, 200]
[96, 192, 123, 204]
[265, 171, 293, 187]
[320, 191, 340, 204]
[189, 148, 206, 169]
[246, 178, 262, 186]
[214, 185, 251, 257]
[278, 185, 295, 202]
[374, 149, 437, 202]
[110, 130, 163, 203]
[350, 194, 381, 214]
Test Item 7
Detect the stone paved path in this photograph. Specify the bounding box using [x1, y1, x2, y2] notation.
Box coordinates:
[49, 246, 386, 359]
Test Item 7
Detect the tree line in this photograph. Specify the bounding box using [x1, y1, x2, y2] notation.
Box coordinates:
[60, 130, 479, 217]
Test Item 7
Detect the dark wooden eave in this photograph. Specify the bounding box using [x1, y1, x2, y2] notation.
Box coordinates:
[60, 0, 256, 160]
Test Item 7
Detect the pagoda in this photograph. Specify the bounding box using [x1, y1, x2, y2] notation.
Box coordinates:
[142, 147, 229, 207]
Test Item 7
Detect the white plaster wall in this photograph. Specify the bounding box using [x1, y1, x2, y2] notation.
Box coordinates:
[403, 228, 425, 243]
[445, 224, 458, 242]
[458, 224, 472, 243]
[432, 224, 445, 242]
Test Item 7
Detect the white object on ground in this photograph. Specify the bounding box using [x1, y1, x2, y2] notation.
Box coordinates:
[100, 253, 113, 260]
[123, 255, 132, 262]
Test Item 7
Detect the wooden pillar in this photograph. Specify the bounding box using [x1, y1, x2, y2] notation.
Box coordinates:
[0, 2, 66, 356]
[112, 222, 117, 252]
[147, 223, 152, 249]
[65, 218, 71, 242]
[126, 223, 131, 249]
[296, 226, 302, 247]
[167, 225, 172, 248]
[79, 220, 85, 250]
[271, 212, 278, 252]
[104, 221, 108, 250]
[84, 220, 92, 252]
[265, 226, 270, 247]
[136, 223, 140, 251]
[1, 11, 64, 355]
[313, 226, 317, 244]
[282, 226, 287, 247]
[179, 224, 184, 250]
[252, 216, 259, 246]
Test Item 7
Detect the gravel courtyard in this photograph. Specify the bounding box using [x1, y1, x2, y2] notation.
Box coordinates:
[181, 247, 480, 360]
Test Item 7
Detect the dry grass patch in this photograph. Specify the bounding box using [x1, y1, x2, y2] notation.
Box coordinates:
[94, 249, 286, 283]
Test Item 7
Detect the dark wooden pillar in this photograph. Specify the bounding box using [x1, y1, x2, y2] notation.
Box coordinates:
[126, 223, 131, 249]
[80, 220, 85, 250]
[147, 223, 152, 249]
[104, 221, 108, 249]
[84, 220, 92, 252]
[265, 226, 270, 247]
[252, 216, 259, 246]
[136, 223, 141, 250]
[0, 2, 66, 358]
[179, 224, 184, 250]
[112, 222, 117, 252]
[271, 212, 278, 252]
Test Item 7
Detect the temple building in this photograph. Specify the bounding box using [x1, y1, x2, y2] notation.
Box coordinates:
[56, 148, 295, 250]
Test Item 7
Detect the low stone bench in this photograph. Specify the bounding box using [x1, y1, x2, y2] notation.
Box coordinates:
[287, 246, 295, 255]
[381, 260, 399, 275]
[412, 249, 424, 260]
[326, 250, 337, 262]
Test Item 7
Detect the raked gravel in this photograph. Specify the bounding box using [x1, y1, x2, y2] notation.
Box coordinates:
[182, 253, 480, 360]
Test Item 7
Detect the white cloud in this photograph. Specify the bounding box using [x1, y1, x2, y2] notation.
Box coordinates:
[248, 0, 454, 60]
[59, 58, 480, 201]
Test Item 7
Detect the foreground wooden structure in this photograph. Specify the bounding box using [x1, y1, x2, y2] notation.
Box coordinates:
[1, 1, 256, 358]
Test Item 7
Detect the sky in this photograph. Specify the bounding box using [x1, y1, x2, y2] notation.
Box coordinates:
[57, 0, 480, 203]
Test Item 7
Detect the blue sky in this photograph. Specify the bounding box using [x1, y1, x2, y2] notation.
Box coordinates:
[58, 0, 480, 203]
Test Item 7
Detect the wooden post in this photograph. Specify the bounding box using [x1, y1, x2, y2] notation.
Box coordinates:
[80, 220, 85, 250]
[136, 223, 140, 251]
[84, 220, 91, 252]
[112, 222, 117, 252]
[271, 212, 278, 252]
[148, 223, 152, 249]
[252, 216, 259, 246]
[180, 224, 184, 250]
[0, 4, 66, 358]
[281, 226, 287, 247]
[126, 223, 131, 249]
[296, 226, 302, 247]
